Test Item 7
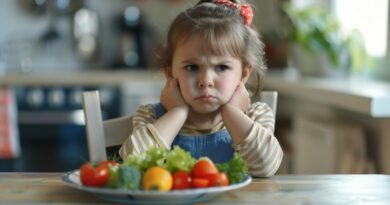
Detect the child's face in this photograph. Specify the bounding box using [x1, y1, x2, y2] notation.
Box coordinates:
[169, 35, 251, 113]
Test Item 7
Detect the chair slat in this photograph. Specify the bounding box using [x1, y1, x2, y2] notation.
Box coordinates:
[103, 116, 133, 147]
[82, 91, 107, 162]
[260, 91, 278, 115]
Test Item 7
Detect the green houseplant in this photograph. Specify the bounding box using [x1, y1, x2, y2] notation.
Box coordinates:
[282, 3, 370, 77]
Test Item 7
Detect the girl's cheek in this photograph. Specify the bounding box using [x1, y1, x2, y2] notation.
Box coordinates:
[218, 78, 237, 93]
[178, 78, 193, 98]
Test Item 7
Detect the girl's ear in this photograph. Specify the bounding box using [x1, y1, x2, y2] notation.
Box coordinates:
[241, 64, 253, 82]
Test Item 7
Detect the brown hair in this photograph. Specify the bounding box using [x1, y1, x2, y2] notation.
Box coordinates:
[157, 0, 267, 98]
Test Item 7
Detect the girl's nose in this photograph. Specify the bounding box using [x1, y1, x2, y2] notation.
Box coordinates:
[198, 81, 213, 88]
[198, 71, 214, 88]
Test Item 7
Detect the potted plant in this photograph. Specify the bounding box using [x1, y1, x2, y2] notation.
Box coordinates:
[282, 3, 370, 77]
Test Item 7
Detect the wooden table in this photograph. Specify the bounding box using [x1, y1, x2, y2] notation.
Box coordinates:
[1, 173, 389, 204]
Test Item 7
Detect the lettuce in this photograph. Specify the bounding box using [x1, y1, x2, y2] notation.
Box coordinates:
[165, 146, 195, 173]
[123, 146, 195, 173]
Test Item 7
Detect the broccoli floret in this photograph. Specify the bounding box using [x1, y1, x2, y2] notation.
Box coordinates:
[117, 165, 141, 190]
[216, 153, 247, 184]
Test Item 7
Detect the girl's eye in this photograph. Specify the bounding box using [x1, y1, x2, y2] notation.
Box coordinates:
[215, 65, 230, 72]
[184, 65, 198, 72]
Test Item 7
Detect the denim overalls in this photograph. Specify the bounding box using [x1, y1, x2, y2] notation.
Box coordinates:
[152, 103, 234, 163]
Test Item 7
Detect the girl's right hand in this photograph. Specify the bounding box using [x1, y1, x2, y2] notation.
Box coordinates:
[160, 78, 188, 111]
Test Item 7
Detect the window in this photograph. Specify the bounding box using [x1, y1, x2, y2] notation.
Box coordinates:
[334, 0, 389, 58]
[290, 0, 390, 80]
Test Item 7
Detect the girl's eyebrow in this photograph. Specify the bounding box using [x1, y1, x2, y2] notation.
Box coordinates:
[182, 58, 197, 62]
[209, 59, 234, 65]
[180, 60, 197, 65]
[180, 57, 234, 65]
[216, 60, 233, 64]
[181, 58, 201, 64]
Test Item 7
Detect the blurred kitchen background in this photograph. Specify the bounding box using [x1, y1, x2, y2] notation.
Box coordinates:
[1, 0, 390, 174]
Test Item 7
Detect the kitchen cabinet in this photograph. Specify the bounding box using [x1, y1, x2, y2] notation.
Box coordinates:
[263, 71, 390, 174]
[0, 70, 164, 171]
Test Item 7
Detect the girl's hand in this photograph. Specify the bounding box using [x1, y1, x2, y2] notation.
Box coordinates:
[226, 82, 250, 112]
[160, 78, 188, 111]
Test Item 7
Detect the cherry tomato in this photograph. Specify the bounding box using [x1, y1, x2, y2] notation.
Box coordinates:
[218, 173, 229, 186]
[79, 162, 110, 187]
[172, 171, 192, 190]
[192, 178, 209, 188]
[207, 173, 229, 187]
[191, 159, 219, 178]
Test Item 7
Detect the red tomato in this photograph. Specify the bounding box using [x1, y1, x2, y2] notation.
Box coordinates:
[172, 171, 192, 190]
[192, 178, 209, 188]
[207, 173, 229, 187]
[79, 162, 110, 187]
[191, 159, 219, 178]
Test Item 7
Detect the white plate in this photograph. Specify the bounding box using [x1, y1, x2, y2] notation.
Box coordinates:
[62, 170, 251, 204]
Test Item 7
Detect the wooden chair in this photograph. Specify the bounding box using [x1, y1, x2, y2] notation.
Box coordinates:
[82, 90, 277, 162]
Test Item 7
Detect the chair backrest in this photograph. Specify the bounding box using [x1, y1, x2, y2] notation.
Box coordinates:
[82, 90, 277, 162]
[259, 91, 278, 115]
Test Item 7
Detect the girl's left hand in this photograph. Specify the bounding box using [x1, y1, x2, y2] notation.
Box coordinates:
[226, 82, 250, 112]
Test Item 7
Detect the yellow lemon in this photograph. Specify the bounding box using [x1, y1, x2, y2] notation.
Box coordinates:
[142, 166, 173, 191]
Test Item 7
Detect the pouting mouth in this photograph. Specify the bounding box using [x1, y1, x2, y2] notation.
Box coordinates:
[195, 95, 217, 102]
[195, 94, 213, 99]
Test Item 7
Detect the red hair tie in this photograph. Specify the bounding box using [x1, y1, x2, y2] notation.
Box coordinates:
[212, 0, 253, 26]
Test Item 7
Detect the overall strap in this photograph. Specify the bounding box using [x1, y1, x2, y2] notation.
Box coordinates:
[151, 102, 233, 163]
[152, 103, 166, 119]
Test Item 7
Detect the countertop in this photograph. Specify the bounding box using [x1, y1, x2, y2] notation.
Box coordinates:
[0, 70, 164, 86]
[264, 71, 390, 117]
[2, 69, 390, 117]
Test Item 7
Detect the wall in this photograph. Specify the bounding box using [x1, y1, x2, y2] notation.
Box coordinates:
[0, 0, 282, 73]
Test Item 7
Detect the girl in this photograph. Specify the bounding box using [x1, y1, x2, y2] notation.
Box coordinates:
[119, 0, 283, 177]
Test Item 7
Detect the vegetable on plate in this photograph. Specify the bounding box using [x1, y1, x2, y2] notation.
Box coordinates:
[78, 146, 247, 191]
